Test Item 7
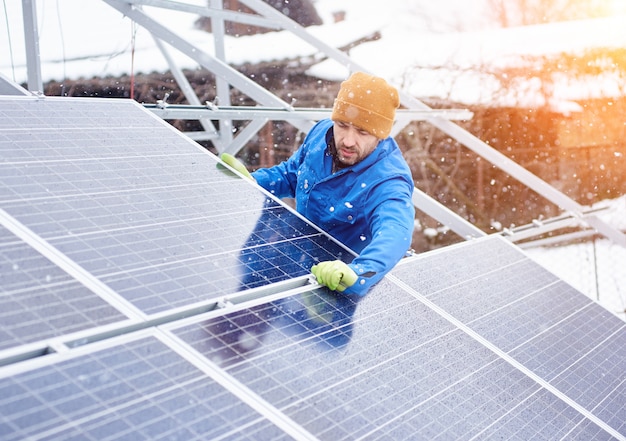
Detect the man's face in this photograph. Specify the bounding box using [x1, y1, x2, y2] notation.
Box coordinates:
[333, 121, 380, 166]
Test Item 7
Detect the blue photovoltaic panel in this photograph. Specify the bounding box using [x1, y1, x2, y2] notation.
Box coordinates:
[0, 335, 294, 441]
[0, 225, 127, 352]
[0, 96, 350, 319]
[170, 274, 619, 440]
[391, 236, 626, 438]
[0, 75, 28, 96]
[1, 95, 624, 440]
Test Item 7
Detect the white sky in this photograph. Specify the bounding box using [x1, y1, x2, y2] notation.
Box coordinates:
[2, 0, 626, 104]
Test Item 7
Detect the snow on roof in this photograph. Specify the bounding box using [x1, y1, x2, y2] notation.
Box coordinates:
[2, 0, 625, 104]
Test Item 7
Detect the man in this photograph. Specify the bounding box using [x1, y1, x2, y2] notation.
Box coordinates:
[222, 71, 415, 296]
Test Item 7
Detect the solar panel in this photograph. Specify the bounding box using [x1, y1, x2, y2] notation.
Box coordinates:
[0, 74, 28, 96]
[0, 96, 349, 332]
[0, 334, 296, 441]
[0, 224, 126, 352]
[1, 96, 624, 440]
[390, 238, 626, 439]
[164, 240, 625, 440]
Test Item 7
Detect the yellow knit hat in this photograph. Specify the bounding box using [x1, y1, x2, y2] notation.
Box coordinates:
[331, 72, 400, 139]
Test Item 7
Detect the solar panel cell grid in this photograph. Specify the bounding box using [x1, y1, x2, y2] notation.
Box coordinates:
[0, 336, 293, 441]
[468, 281, 593, 352]
[391, 237, 626, 439]
[0, 227, 126, 351]
[0, 99, 156, 130]
[171, 278, 619, 439]
[2, 96, 624, 440]
[0, 98, 351, 316]
[510, 300, 623, 380]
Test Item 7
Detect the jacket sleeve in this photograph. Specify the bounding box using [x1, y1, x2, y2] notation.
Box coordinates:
[344, 179, 415, 296]
[251, 147, 303, 198]
[251, 120, 329, 198]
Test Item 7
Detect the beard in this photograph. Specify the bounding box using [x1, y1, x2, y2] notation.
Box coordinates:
[335, 145, 360, 166]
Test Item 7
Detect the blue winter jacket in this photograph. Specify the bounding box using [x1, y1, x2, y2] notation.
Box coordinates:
[252, 119, 415, 296]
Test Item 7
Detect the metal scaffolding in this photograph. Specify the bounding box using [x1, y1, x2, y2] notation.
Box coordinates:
[12, 0, 626, 248]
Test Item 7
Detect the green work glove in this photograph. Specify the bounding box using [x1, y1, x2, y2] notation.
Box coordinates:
[311, 260, 358, 292]
[220, 153, 253, 180]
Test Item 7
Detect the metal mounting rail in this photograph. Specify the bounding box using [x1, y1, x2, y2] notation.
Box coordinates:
[501, 205, 613, 245]
[0, 275, 318, 370]
[144, 104, 474, 122]
[16, 0, 626, 248]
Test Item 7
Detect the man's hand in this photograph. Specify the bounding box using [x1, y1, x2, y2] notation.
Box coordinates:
[220, 153, 253, 180]
[311, 260, 357, 292]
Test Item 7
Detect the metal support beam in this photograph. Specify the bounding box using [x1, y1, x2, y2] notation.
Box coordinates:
[15, 0, 623, 247]
[210, 0, 234, 147]
[103, 0, 313, 137]
[0, 72, 30, 95]
[152, 36, 224, 149]
[128, 0, 281, 30]
[419, 116, 626, 247]
[21, 0, 42, 92]
[412, 189, 486, 240]
[233, 0, 626, 248]
[222, 118, 269, 156]
[145, 105, 474, 122]
[501, 205, 619, 248]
